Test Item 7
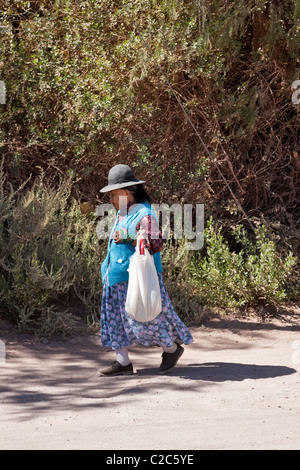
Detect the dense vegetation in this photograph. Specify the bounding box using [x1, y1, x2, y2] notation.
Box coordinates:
[0, 1, 299, 335]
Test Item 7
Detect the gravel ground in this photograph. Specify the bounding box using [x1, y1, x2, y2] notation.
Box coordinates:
[1, 310, 300, 450]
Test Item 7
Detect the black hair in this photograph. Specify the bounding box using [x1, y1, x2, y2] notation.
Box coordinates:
[127, 184, 152, 203]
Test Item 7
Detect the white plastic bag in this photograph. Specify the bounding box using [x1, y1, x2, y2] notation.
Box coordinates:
[125, 235, 162, 322]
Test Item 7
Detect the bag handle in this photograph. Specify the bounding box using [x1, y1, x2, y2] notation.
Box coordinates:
[139, 238, 145, 255]
[136, 230, 146, 255]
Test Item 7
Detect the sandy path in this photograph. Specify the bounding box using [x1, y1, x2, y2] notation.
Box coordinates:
[1, 313, 300, 450]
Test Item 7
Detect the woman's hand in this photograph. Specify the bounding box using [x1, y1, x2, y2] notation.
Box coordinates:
[113, 228, 136, 244]
[113, 230, 125, 244]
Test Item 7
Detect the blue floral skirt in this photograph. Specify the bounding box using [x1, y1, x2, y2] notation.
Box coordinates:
[100, 272, 193, 350]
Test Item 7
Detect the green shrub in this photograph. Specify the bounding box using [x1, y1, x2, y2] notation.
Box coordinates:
[190, 218, 298, 308]
[161, 237, 202, 321]
[1, 0, 299, 218]
[0, 164, 106, 337]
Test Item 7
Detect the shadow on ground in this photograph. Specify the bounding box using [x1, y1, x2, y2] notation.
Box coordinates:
[154, 362, 297, 382]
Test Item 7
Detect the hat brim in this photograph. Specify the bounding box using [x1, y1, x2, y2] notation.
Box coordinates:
[100, 180, 145, 193]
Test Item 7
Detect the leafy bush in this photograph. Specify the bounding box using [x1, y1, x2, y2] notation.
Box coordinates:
[0, 1, 299, 330]
[161, 237, 202, 321]
[0, 164, 106, 336]
[0, 0, 299, 218]
[190, 218, 298, 308]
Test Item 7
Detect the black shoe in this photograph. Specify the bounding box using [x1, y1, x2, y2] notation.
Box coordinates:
[158, 344, 184, 374]
[98, 361, 134, 377]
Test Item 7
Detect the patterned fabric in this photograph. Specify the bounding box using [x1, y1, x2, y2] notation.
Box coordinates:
[136, 215, 163, 255]
[103, 202, 163, 287]
[114, 204, 163, 255]
[100, 271, 193, 350]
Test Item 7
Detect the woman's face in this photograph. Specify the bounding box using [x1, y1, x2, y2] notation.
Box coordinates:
[109, 189, 131, 210]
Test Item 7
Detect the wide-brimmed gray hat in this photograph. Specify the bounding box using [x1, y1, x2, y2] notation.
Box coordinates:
[100, 164, 145, 193]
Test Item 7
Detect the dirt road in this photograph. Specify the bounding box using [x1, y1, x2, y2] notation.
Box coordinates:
[1, 311, 300, 450]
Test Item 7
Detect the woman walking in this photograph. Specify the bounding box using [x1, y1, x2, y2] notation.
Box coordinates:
[98, 164, 193, 376]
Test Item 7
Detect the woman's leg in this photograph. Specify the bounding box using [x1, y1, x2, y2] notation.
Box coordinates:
[98, 347, 133, 376]
[161, 343, 177, 354]
[116, 347, 131, 366]
[159, 342, 184, 374]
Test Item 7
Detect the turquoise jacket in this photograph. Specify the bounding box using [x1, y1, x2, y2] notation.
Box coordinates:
[101, 202, 163, 287]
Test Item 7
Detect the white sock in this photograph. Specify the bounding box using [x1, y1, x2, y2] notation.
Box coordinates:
[162, 343, 177, 354]
[116, 347, 131, 366]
